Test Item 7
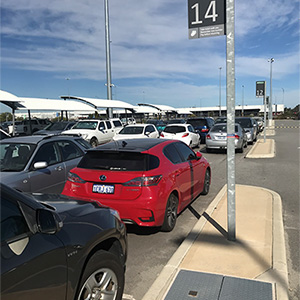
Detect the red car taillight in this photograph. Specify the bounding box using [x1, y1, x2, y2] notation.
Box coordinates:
[206, 134, 211, 139]
[123, 175, 162, 187]
[67, 172, 86, 183]
[235, 135, 240, 139]
[160, 133, 164, 137]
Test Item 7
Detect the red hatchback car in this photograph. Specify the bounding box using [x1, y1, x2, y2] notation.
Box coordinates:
[62, 139, 211, 231]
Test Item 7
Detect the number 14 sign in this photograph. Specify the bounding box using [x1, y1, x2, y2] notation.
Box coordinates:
[188, 0, 226, 39]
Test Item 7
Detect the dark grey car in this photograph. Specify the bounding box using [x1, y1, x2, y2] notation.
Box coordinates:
[0, 135, 91, 193]
[33, 121, 76, 135]
[1, 183, 127, 300]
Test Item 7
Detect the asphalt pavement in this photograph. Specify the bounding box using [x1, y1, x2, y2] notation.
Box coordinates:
[141, 123, 289, 300]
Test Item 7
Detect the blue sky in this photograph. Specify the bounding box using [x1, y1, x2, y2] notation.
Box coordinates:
[1, 0, 299, 113]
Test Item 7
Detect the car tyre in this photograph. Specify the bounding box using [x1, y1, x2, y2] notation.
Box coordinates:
[90, 137, 98, 148]
[206, 147, 212, 153]
[161, 193, 178, 232]
[201, 169, 210, 195]
[77, 250, 125, 300]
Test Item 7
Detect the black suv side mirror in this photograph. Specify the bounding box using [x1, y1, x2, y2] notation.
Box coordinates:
[36, 209, 62, 234]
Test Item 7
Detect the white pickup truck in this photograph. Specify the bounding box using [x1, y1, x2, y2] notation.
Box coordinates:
[13, 119, 52, 135]
[62, 119, 123, 147]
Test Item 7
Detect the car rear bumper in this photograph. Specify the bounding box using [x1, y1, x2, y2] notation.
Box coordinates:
[62, 182, 167, 227]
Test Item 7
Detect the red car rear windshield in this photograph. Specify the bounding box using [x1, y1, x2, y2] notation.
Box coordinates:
[78, 151, 159, 171]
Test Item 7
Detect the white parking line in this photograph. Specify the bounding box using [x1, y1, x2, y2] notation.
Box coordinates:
[122, 294, 136, 300]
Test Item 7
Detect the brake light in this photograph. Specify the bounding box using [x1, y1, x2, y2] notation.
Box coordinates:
[123, 175, 162, 187]
[235, 135, 240, 139]
[201, 128, 209, 132]
[182, 133, 189, 137]
[160, 133, 164, 137]
[67, 172, 86, 183]
[206, 134, 211, 139]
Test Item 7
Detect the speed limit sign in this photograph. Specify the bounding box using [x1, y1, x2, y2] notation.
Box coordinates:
[188, 0, 226, 39]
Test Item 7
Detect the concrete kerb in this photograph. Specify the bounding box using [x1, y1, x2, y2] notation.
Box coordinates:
[141, 185, 227, 300]
[141, 185, 289, 300]
[256, 188, 289, 300]
[246, 139, 275, 158]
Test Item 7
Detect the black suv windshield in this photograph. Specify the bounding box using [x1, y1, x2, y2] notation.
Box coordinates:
[236, 118, 252, 128]
[78, 151, 159, 171]
[187, 119, 207, 127]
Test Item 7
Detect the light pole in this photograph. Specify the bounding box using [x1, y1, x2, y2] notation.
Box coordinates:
[242, 85, 244, 116]
[268, 58, 274, 124]
[104, 0, 113, 118]
[281, 87, 284, 109]
[219, 67, 222, 116]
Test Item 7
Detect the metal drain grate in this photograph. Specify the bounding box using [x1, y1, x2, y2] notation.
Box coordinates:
[164, 270, 273, 300]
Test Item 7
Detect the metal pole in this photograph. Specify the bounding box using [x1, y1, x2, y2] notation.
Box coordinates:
[269, 58, 274, 124]
[226, 0, 236, 241]
[219, 67, 222, 116]
[281, 88, 284, 108]
[242, 85, 244, 116]
[104, 0, 113, 118]
[263, 89, 266, 143]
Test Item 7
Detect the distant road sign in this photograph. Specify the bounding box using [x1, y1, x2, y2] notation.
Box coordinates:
[256, 81, 266, 97]
[188, 0, 226, 39]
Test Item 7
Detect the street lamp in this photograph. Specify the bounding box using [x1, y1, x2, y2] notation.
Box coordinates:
[104, 0, 113, 118]
[219, 67, 222, 116]
[242, 85, 244, 116]
[268, 58, 274, 123]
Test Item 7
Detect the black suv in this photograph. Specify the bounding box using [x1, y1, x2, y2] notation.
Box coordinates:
[186, 117, 215, 143]
[1, 183, 127, 300]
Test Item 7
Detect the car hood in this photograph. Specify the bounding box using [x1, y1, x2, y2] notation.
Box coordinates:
[28, 193, 108, 217]
[62, 129, 90, 135]
[33, 130, 63, 135]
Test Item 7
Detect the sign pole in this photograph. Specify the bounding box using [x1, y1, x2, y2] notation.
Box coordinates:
[264, 87, 266, 143]
[226, 0, 236, 241]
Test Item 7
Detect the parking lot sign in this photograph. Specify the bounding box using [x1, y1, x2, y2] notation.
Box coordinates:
[256, 81, 266, 97]
[188, 0, 226, 39]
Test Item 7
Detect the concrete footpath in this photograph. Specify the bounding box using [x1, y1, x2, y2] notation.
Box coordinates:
[142, 136, 289, 300]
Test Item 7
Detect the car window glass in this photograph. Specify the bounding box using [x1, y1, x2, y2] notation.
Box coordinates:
[0, 143, 35, 172]
[73, 121, 98, 130]
[1, 198, 29, 243]
[99, 121, 105, 130]
[163, 143, 183, 164]
[112, 120, 122, 127]
[188, 125, 194, 133]
[164, 126, 185, 134]
[32, 143, 60, 166]
[105, 121, 112, 129]
[175, 142, 196, 161]
[75, 138, 92, 149]
[146, 125, 154, 133]
[58, 141, 83, 161]
[78, 151, 159, 171]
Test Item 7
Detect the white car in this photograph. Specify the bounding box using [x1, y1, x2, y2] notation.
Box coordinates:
[62, 119, 115, 147]
[160, 124, 200, 148]
[113, 124, 159, 140]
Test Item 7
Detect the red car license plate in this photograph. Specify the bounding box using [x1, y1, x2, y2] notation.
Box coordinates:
[93, 184, 115, 194]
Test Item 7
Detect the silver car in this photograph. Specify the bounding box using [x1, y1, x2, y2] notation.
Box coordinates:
[206, 123, 247, 153]
[0, 135, 91, 193]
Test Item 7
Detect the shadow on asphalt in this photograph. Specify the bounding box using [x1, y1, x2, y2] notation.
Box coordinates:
[125, 224, 161, 235]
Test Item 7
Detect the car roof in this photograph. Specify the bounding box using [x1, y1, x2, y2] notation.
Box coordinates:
[124, 123, 148, 127]
[88, 138, 170, 152]
[0, 134, 80, 144]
